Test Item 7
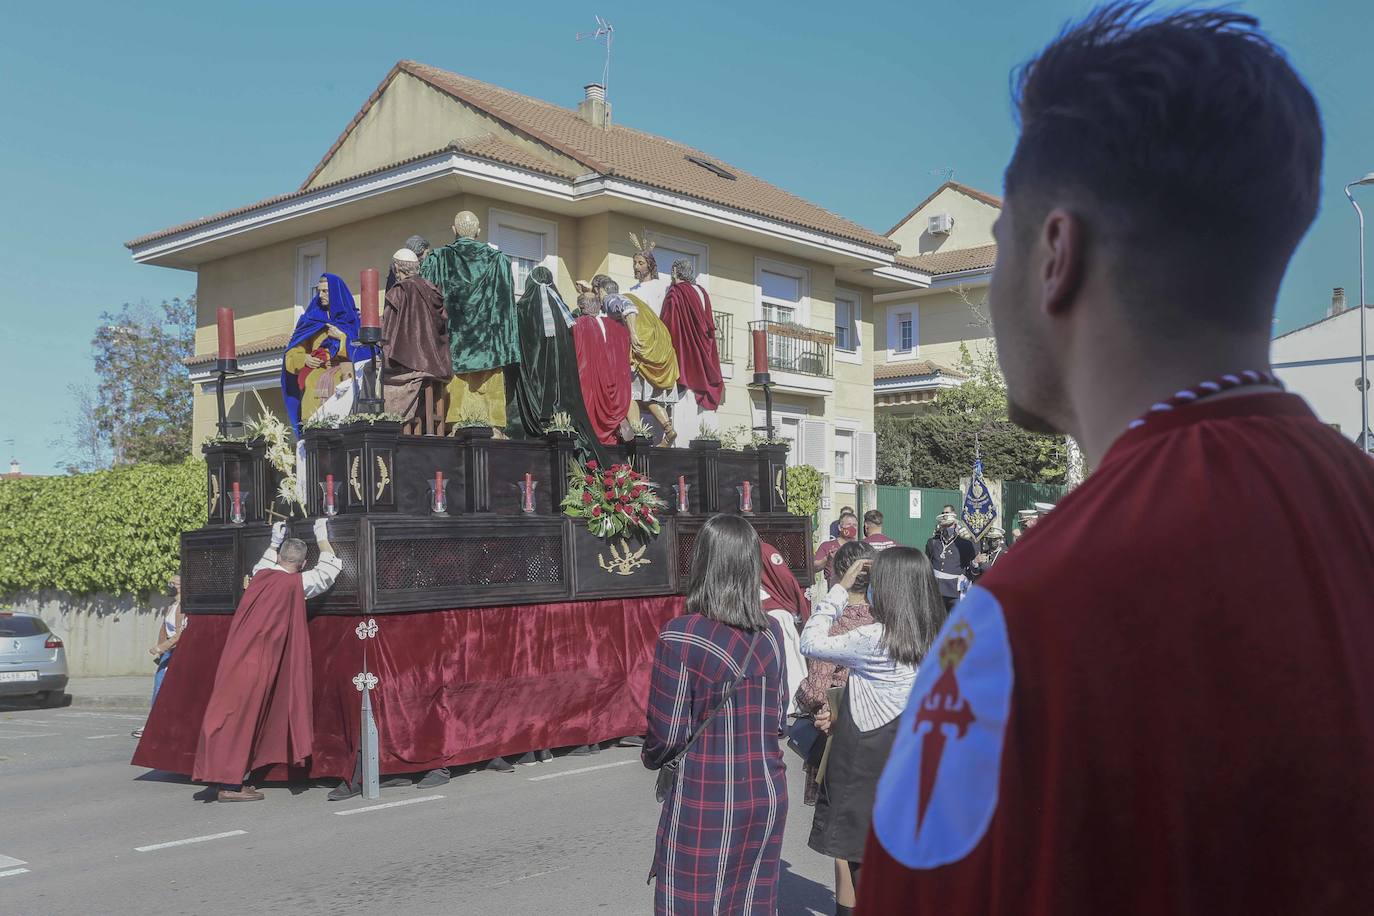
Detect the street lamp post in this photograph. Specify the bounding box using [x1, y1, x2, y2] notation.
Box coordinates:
[1345, 173, 1374, 454]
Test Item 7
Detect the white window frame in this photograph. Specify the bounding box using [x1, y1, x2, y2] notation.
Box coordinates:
[886, 303, 919, 361]
[754, 257, 811, 326]
[832, 423, 857, 483]
[295, 239, 327, 315]
[753, 399, 811, 467]
[648, 233, 709, 290]
[488, 208, 559, 287]
[834, 287, 863, 365]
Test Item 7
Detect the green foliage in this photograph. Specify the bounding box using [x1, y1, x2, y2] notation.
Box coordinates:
[87, 297, 197, 467]
[876, 345, 1066, 488]
[0, 459, 207, 597]
[785, 465, 823, 527]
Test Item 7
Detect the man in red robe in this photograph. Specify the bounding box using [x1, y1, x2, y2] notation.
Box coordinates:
[857, 7, 1374, 915]
[572, 292, 633, 444]
[193, 519, 341, 801]
[660, 259, 723, 411]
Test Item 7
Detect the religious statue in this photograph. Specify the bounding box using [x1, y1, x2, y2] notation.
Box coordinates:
[386, 235, 431, 291]
[381, 248, 452, 430]
[660, 259, 724, 411]
[572, 292, 633, 444]
[619, 234, 682, 444]
[282, 273, 368, 434]
[506, 266, 602, 456]
[420, 211, 519, 433]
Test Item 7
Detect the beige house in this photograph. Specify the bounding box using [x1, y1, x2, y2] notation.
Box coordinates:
[127, 61, 930, 507]
[872, 181, 1000, 416]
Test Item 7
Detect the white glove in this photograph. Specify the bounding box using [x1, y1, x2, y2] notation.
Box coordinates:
[312, 518, 330, 544]
[270, 522, 287, 548]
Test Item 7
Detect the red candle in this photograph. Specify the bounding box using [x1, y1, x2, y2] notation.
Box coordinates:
[742, 480, 752, 512]
[751, 328, 769, 373]
[677, 475, 688, 512]
[231, 480, 242, 516]
[360, 268, 380, 328]
[524, 473, 534, 512]
[434, 470, 444, 510]
[325, 473, 335, 512]
[216, 307, 236, 360]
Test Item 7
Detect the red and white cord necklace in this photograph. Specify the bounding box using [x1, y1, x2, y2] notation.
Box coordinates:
[1126, 369, 1284, 431]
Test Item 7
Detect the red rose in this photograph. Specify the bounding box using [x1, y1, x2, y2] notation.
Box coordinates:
[603, 473, 614, 485]
[582, 491, 593, 505]
[586, 460, 598, 470]
[584, 474, 594, 485]
[631, 486, 644, 498]
[591, 506, 602, 518]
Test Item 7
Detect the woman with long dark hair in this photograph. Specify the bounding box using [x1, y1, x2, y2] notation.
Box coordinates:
[643, 514, 789, 915]
[800, 546, 946, 910]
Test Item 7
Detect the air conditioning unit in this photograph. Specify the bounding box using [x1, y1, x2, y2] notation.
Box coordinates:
[928, 213, 954, 235]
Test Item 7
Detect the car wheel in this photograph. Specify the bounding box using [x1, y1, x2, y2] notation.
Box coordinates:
[41, 691, 69, 709]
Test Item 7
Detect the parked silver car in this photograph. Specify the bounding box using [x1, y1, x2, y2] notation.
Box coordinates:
[0, 612, 69, 706]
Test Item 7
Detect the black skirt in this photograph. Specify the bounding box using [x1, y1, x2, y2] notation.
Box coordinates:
[807, 684, 900, 862]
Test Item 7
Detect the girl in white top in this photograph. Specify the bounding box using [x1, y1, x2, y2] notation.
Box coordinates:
[799, 545, 949, 895]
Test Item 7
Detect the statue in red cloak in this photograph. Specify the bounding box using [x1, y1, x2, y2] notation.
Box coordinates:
[571, 293, 634, 444]
[659, 259, 724, 411]
[192, 520, 342, 800]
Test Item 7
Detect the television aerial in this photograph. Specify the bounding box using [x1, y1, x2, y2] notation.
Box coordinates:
[576, 16, 615, 101]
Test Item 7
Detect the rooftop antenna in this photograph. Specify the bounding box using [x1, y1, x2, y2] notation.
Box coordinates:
[929, 166, 955, 184]
[576, 16, 615, 102]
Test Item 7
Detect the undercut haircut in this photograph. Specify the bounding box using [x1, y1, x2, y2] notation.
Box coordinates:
[278, 538, 308, 567]
[1007, 2, 1321, 331]
[864, 509, 884, 527]
[869, 546, 947, 668]
[685, 514, 768, 632]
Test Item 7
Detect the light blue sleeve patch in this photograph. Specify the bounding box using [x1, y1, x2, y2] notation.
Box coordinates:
[871, 585, 1013, 868]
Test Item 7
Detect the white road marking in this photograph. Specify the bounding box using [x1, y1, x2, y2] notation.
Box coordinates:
[0, 868, 29, 879]
[134, 830, 247, 853]
[526, 759, 637, 782]
[57, 712, 146, 721]
[333, 794, 445, 816]
[0, 732, 57, 739]
[84, 734, 125, 739]
[489, 865, 571, 888]
[0, 855, 27, 868]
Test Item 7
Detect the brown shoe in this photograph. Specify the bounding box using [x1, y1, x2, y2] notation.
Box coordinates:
[216, 787, 265, 802]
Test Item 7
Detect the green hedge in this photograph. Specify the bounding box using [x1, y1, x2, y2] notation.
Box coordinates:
[0, 459, 207, 597]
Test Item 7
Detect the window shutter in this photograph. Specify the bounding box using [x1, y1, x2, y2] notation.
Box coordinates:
[799, 419, 828, 471]
[854, 431, 877, 481]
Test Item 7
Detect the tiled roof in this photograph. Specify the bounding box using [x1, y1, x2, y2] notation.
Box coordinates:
[184, 333, 291, 368]
[874, 360, 968, 381]
[884, 181, 1002, 237]
[312, 61, 897, 251]
[896, 243, 997, 277]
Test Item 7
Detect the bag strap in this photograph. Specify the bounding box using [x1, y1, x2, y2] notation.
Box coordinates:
[665, 631, 763, 769]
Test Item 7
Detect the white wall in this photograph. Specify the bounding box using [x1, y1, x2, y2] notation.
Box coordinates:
[1271, 308, 1368, 443]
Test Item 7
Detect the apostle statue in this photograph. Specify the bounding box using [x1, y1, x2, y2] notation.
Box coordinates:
[506, 265, 601, 456]
[572, 292, 633, 444]
[660, 259, 724, 411]
[386, 235, 431, 291]
[282, 273, 369, 434]
[619, 235, 683, 444]
[382, 248, 452, 431]
[420, 211, 519, 434]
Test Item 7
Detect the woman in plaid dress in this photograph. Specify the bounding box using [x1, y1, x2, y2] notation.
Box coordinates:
[643, 514, 790, 915]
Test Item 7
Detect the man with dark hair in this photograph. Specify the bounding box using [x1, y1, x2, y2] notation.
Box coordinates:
[924, 508, 977, 611]
[861, 509, 896, 551]
[859, 6, 1374, 913]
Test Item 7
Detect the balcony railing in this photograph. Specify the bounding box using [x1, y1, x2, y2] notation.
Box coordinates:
[714, 311, 732, 363]
[747, 319, 834, 379]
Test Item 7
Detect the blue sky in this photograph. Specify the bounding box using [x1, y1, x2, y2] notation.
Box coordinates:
[2, 0, 1370, 473]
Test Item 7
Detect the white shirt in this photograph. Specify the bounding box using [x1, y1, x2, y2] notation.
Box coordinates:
[163, 601, 182, 639]
[799, 585, 918, 731]
[628, 275, 670, 316]
[251, 547, 343, 598]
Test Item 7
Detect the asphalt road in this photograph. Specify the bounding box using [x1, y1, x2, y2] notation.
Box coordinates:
[0, 698, 838, 915]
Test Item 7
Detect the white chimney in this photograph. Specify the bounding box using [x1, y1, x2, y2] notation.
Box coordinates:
[1331, 287, 1348, 316]
[577, 83, 611, 128]
[8, 459, 19, 476]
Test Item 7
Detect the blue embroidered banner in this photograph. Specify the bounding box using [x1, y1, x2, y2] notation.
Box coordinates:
[961, 459, 997, 540]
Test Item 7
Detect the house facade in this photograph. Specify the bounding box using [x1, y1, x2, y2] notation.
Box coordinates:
[1271, 288, 1372, 446]
[871, 181, 999, 416]
[127, 61, 931, 508]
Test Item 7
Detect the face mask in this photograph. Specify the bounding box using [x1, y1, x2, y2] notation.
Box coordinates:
[840, 525, 858, 539]
[166, 585, 179, 597]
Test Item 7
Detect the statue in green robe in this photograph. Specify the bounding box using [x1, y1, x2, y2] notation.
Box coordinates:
[419, 211, 520, 431]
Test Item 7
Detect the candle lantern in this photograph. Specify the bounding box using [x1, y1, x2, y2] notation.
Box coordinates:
[429, 470, 449, 516]
[320, 474, 340, 517]
[736, 480, 754, 514]
[214, 307, 244, 438]
[357, 268, 384, 414]
[751, 327, 770, 384]
[673, 475, 691, 514]
[229, 481, 250, 525]
[359, 268, 381, 331]
[517, 473, 537, 514]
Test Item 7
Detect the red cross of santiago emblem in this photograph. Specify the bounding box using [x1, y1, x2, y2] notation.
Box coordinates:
[913, 621, 977, 836]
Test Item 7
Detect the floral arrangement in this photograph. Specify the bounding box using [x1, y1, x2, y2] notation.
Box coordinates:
[247, 413, 303, 514]
[547, 411, 577, 435]
[341, 411, 404, 426]
[692, 422, 720, 443]
[627, 418, 654, 440]
[561, 460, 665, 539]
[449, 404, 492, 431]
